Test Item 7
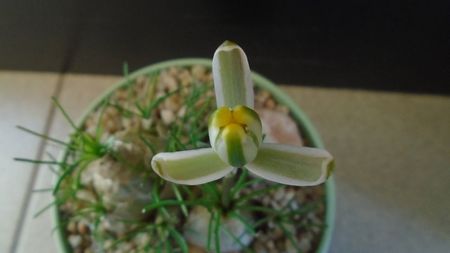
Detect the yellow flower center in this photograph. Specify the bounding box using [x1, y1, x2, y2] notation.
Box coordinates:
[208, 105, 263, 167]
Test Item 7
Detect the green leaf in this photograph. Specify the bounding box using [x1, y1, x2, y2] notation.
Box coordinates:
[246, 143, 334, 186]
[169, 227, 189, 253]
[212, 41, 254, 108]
[151, 148, 233, 185]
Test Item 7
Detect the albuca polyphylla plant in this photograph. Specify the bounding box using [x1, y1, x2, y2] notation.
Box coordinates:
[15, 41, 334, 253]
[151, 41, 334, 186]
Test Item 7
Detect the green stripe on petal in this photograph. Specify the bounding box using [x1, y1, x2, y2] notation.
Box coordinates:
[212, 41, 254, 108]
[224, 124, 246, 167]
[246, 143, 334, 186]
[214, 123, 259, 168]
[208, 106, 262, 168]
[151, 148, 233, 185]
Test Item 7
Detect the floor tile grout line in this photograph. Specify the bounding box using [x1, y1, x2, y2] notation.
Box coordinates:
[9, 75, 65, 253]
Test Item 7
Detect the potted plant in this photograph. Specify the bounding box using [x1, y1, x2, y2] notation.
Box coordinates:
[19, 41, 335, 253]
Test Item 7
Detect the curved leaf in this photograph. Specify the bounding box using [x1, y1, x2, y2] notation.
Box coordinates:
[151, 148, 233, 185]
[246, 143, 334, 186]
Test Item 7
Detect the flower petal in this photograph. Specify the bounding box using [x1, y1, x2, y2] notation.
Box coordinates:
[151, 148, 233, 185]
[246, 143, 334, 186]
[212, 41, 254, 108]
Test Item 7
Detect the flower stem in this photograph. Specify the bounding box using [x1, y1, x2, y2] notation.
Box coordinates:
[221, 171, 236, 209]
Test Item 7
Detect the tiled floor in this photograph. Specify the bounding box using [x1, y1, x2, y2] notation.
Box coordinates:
[1, 71, 449, 253]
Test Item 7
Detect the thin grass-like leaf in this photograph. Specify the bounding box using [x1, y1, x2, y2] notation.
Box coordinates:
[13, 158, 62, 165]
[169, 227, 189, 253]
[171, 184, 188, 217]
[236, 184, 281, 205]
[33, 200, 58, 218]
[207, 210, 215, 251]
[229, 169, 249, 199]
[277, 221, 302, 253]
[32, 188, 53, 193]
[143, 199, 208, 212]
[214, 211, 222, 253]
[237, 205, 278, 215]
[95, 99, 109, 139]
[139, 134, 157, 154]
[222, 226, 255, 253]
[142, 88, 180, 118]
[53, 162, 79, 195]
[52, 97, 78, 131]
[45, 152, 61, 172]
[16, 125, 71, 147]
[229, 211, 256, 235]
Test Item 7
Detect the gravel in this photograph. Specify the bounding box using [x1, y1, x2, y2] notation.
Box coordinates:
[58, 65, 326, 253]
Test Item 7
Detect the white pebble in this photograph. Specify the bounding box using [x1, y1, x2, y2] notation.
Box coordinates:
[160, 109, 175, 125]
[160, 72, 178, 91]
[68, 234, 82, 248]
[141, 118, 153, 130]
[298, 236, 312, 252]
[191, 65, 206, 80]
[76, 189, 96, 203]
[273, 188, 284, 201]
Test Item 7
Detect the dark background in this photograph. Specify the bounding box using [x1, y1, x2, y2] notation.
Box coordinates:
[1, 0, 449, 94]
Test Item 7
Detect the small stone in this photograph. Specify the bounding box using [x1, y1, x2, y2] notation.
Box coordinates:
[141, 118, 152, 130]
[289, 200, 300, 210]
[133, 233, 151, 248]
[272, 227, 283, 239]
[115, 89, 128, 101]
[188, 243, 207, 253]
[296, 190, 306, 203]
[253, 242, 268, 253]
[160, 71, 178, 92]
[275, 105, 289, 114]
[116, 242, 134, 253]
[156, 122, 167, 137]
[160, 109, 175, 125]
[105, 106, 119, 117]
[77, 220, 90, 235]
[256, 90, 271, 105]
[67, 221, 77, 234]
[281, 189, 295, 207]
[273, 188, 284, 201]
[178, 69, 192, 87]
[122, 117, 141, 131]
[257, 109, 303, 145]
[177, 105, 187, 118]
[68, 234, 82, 248]
[168, 66, 180, 76]
[76, 189, 96, 203]
[155, 91, 166, 99]
[262, 196, 270, 206]
[191, 65, 207, 80]
[298, 236, 312, 252]
[285, 239, 298, 253]
[103, 239, 113, 250]
[163, 95, 181, 111]
[266, 240, 275, 250]
[264, 98, 276, 109]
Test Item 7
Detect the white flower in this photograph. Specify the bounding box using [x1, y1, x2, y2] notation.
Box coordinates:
[151, 41, 334, 186]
